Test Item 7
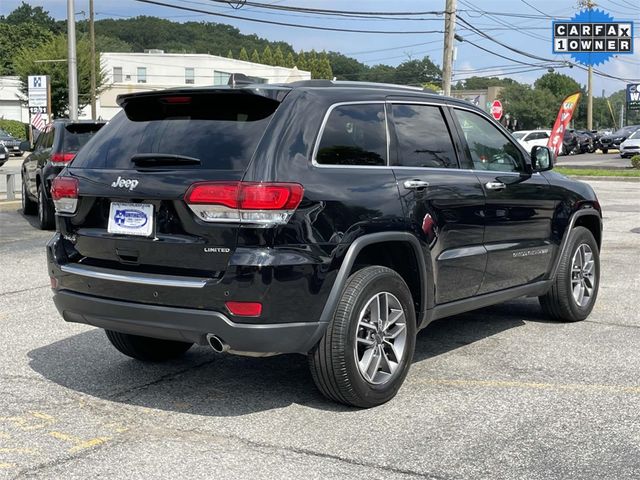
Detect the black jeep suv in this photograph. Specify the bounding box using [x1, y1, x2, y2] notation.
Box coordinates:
[21, 119, 105, 229]
[48, 81, 602, 407]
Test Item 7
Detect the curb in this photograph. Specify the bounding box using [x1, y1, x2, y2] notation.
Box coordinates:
[568, 175, 640, 182]
[0, 200, 21, 212]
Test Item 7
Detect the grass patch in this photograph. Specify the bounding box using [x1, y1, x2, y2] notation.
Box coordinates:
[555, 167, 640, 177]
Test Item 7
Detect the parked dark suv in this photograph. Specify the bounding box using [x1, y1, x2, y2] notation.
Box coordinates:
[21, 119, 105, 229]
[48, 81, 602, 407]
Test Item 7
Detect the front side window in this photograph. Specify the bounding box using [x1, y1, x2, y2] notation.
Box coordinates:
[137, 67, 147, 84]
[391, 104, 457, 168]
[454, 109, 524, 173]
[185, 67, 195, 85]
[113, 67, 123, 83]
[316, 104, 387, 166]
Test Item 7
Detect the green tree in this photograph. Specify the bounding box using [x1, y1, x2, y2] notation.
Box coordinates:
[226, 49, 233, 59]
[366, 64, 396, 83]
[95, 34, 132, 53]
[307, 50, 319, 77]
[0, 22, 53, 74]
[534, 72, 581, 99]
[454, 76, 516, 90]
[313, 52, 333, 80]
[4, 1, 61, 33]
[238, 47, 249, 61]
[296, 51, 308, 71]
[250, 49, 260, 64]
[498, 83, 558, 130]
[325, 51, 367, 81]
[394, 56, 441, 86]
[261, 45, 273, 65]
[272, 46, 285, 66]
[284, 52, 295, 68]
[12, 34, 105, 118]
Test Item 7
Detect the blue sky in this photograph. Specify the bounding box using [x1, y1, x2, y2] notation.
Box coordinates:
[2, 0, 638, 95]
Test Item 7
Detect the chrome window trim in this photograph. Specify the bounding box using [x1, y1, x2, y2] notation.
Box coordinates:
[60, 264, 209, 288]
[311, 101, 389, 169]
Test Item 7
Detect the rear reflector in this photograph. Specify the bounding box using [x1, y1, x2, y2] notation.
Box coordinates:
[51, 176, 79, 214]
[185, 182, 303, 226]
[51, 152, 76, 166]
[225, 301, 262, 317]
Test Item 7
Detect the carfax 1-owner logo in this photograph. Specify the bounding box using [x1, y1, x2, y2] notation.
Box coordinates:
[552, 9, 634, 66]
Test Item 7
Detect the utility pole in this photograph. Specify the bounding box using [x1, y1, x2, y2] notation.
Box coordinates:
[89, 0, 96, 119]
[578, 0, 596, 130]
[442, 0, 457, 96]
[67, 0, 78, 120]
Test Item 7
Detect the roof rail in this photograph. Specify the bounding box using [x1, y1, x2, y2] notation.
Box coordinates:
[287, 79, 429, 92]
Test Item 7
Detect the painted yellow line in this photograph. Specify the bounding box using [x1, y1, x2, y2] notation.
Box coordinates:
[49, 431, 78, 443]
[29, 412, 55, 421]
[0, 463, 16, 469]
[420, 378, 640, 394]
[49, 431, 112, 453]
[68, 437, 111, 454]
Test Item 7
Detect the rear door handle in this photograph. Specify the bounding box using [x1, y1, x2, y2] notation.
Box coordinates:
[403, 180, 429, 189]
[485, 181, 506, 191]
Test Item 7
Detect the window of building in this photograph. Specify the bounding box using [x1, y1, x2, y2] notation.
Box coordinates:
[113, 67, 123, 83]
[454, 109, 524, 173]
[391, 104, 457, 168]
[185, 67, 195, 85]
[316, 104, 387, 166]
[213, 71, 231, 86]
[137, 67, 147, 84]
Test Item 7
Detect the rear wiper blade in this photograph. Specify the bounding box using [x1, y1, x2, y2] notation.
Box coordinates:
[131, 153, 201, 166]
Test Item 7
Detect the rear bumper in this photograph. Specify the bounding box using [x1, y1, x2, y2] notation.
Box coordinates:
[53, 289, 327, 355]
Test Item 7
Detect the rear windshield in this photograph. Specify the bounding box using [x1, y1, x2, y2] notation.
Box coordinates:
[62, 124, 104, 152]
[71, 92, 279, 170]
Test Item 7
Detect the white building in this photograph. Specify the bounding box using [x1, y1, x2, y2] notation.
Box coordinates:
[87, 50, 311, 119]
[0, 76, 29, 123]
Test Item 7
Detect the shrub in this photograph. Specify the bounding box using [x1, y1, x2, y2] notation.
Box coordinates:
[0, 119, 28, 140]
[631, 155, 640, 169]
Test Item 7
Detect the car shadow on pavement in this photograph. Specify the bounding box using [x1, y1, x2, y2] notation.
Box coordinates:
[28, 298, 551, 416]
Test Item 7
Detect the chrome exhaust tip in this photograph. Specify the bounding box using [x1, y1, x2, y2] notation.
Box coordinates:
[206, 334, 229, 353]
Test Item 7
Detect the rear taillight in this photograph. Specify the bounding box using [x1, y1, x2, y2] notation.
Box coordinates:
[184, 182, 304, 226]
[51, 177, 79, 213]
[50, 152, 76, 166]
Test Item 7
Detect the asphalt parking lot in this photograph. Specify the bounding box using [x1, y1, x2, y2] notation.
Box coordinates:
[0, 179, 639, 479]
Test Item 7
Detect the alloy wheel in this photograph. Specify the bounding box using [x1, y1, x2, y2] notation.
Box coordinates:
[354, 291, 407, 385]
[571, 243, 596, 307]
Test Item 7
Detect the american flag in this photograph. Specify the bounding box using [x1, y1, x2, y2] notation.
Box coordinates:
[31, 112, 45, 131]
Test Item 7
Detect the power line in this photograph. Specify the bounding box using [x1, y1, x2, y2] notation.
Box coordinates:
[135, 0, 445, 34]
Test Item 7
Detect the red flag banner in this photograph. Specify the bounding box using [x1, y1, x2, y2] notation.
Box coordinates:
[547, 92, 581, 156]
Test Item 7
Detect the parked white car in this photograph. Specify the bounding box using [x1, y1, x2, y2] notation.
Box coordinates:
[512, 130, 552, 152]
[619, 129, 640, 158]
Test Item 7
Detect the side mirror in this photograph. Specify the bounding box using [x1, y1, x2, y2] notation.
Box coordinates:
[19, 140, 32, 152]
[531, 145, 554, 172]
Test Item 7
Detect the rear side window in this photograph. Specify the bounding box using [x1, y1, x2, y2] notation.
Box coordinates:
[72, 92, 279, 170]
[316, 104, 387, 166]
[391, 104, 457, 168]
[60, 124, 103, 153]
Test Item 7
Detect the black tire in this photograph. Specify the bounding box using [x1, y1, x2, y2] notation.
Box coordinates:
[105, 330, 193, 362]
[21, 177, 37, 215]
[540, 226, 600, 322]
[37, 183, 55, 230]
[601, 148, 608, 154]
[308, 266, 417, 408]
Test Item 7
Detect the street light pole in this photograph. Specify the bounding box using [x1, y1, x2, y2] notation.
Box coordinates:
[67, 0, 78, 120]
